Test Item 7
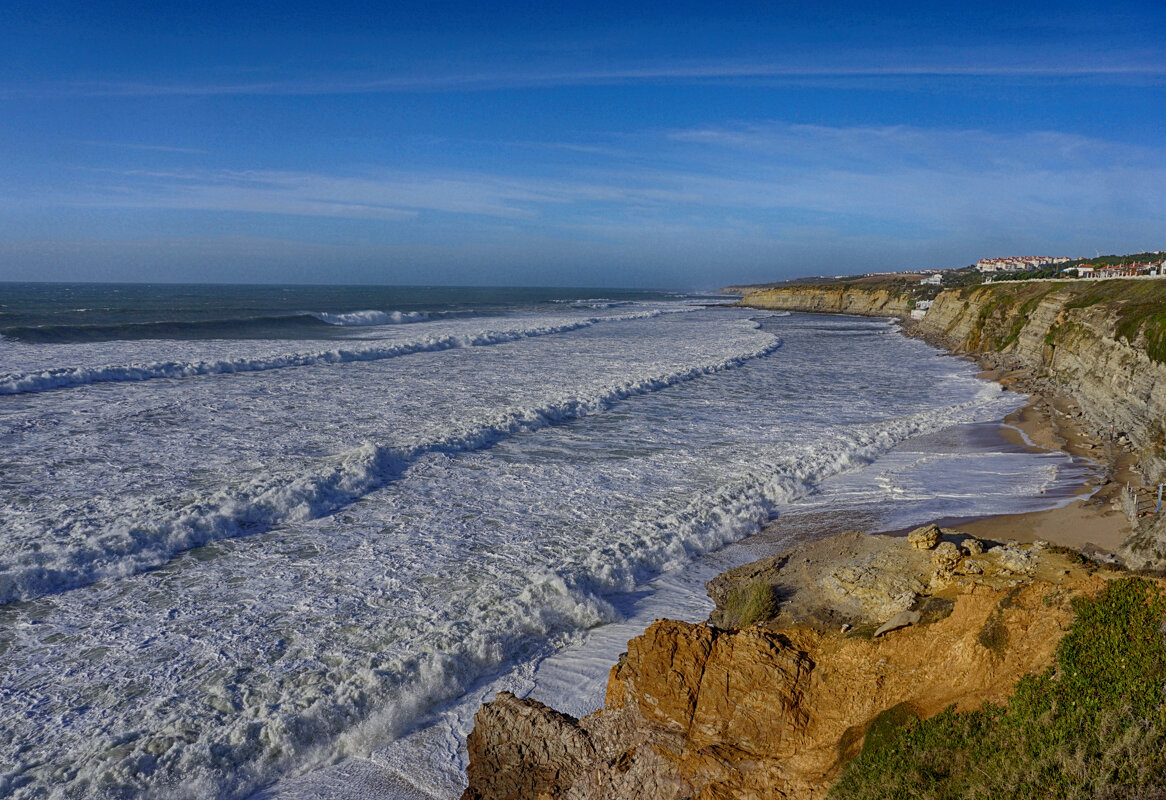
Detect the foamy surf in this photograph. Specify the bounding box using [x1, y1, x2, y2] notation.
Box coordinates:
[0, 304, 1085, 800]
[0, 308, 683, 396]
[0, 316, 780, 604]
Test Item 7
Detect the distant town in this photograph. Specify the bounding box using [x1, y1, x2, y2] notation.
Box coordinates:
[720, 250, 1166, 298]
[973, 254, 1165, 279]
[975, 256, 1071, 273]
[865, 250, 1166, 283]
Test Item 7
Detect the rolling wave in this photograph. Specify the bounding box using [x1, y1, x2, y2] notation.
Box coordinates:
[0, 308, 437, 343]
[0, 309, 680, 397]
[0, 326, 782, 604]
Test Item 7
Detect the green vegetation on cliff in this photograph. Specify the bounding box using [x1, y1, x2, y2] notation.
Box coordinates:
[831, 578, 1166, 800]
[955, 280, 1166, 364]
[719, 580, 780, 628]
[955, 281, 1068, 351]
[1062, 280, 1166, 364]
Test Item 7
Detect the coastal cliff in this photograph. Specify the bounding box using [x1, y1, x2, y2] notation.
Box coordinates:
[734, 285, 915, 319]
[737, 279, 1166, 490]
[462, 531, 1157, 799]
[915, 282, 1166, 485]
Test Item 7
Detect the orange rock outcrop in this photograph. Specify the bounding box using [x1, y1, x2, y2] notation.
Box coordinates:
[462, 539, 1129, 799]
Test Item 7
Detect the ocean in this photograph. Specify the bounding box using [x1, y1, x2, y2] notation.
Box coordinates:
[0, 283, 1090, 799]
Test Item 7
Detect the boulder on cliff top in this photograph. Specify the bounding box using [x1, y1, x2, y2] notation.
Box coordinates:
[907, 524, 941, 550]
[705, 527, 1054, 634]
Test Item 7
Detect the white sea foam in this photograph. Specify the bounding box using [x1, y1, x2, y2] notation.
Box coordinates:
[0, 308, 1083, 800]
[0, 313, 778, 604]
[0, 308, 679, 396]
[312, 310, 430, 326]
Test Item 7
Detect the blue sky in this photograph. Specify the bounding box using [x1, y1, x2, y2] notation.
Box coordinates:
[1, 1, 1163, 288]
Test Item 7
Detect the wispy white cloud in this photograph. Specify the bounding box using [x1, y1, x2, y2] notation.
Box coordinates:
[5, 121, 1162, 282]
[5, 55, 1165, 98]
[74, 140, 209, 154]
[11, 165, 697, 221]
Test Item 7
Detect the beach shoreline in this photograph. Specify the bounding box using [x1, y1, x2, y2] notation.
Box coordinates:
[923, 341, 1149, 555]
[740, 321, 1140, 565]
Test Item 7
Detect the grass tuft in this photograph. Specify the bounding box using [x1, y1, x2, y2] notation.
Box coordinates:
[831, 578, 1166, 799]
[721, 581, 779, 628]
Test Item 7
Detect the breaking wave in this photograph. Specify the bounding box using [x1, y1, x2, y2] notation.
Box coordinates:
[0, 326, 782, 605]
[311, 310, 430, 326]
[0, 310, 681, 397]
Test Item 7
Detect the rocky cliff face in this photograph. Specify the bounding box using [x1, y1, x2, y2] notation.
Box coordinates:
[747, 279, 1166, 563]
[461, 531, 1123, 800]
[737, 286, 915, 319]
[916, 282, 1166, 488]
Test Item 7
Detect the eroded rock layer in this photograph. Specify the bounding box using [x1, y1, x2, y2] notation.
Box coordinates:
[734, 285, 914, 319]
[462, 532, 1132, 800]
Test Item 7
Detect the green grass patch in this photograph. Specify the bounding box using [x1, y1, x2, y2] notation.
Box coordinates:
[863, 703, 922, 754]
[721, 580, 780, 628]
[830, 578, 1166, 800]
[968, 280, 1166, 363]
[961, 284, 1065, 351]
[1060, 280, 1166, 363]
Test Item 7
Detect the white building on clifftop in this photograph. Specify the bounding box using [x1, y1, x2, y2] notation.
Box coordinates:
[976, 256, 1071, 273]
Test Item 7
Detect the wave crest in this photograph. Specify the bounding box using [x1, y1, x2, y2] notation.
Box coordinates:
[0, 310, 685, 397]
[311, 310, 430, 326]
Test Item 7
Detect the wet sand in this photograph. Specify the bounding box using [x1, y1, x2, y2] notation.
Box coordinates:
[955, 367, 1141, 554]
[745, 362, 1146, 560]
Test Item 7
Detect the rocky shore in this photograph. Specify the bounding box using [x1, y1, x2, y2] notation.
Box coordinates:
[458, 279, 1166, 799]
[461, 529, 1145, 799]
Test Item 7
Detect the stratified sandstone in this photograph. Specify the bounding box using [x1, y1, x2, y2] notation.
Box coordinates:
[735, 285, 914, 319]
[462, 531, 1131, 800]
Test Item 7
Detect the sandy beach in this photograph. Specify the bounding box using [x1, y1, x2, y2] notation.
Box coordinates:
[742, 358, 1145, 561]
[956, 366, 1145, 554]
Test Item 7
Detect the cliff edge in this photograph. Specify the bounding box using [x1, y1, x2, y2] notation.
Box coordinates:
[462, 529, 1141, 799]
